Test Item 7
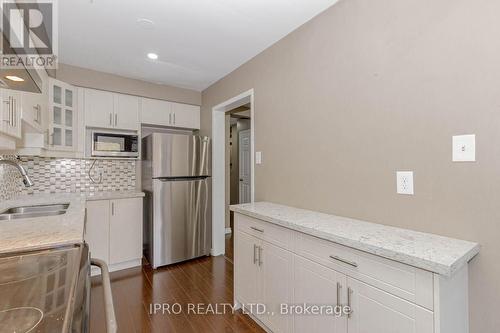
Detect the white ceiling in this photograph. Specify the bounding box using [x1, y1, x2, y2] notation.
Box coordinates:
[59, 0, 338, 91]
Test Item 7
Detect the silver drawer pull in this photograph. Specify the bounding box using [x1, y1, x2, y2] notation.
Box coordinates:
[253, 244, 258, 264]
[250, 226, 264, 233]
[258, 246, 263, 266]
[336, 282, 342, 308]
[329, 255, 358, 268]
[347, 287, 353, 318]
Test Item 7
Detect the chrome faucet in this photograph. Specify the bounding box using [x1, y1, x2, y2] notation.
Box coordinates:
[0, 158, 34, 187]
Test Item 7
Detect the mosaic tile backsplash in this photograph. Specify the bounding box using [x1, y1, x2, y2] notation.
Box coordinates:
[0, 156, 137, 201]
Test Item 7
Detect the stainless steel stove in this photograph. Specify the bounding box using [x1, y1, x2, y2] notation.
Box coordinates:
[0, 244, 90, 333]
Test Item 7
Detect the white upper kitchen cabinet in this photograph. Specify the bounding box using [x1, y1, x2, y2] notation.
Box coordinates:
[21, 91, 44, 133]
[0, 88, 22, 139]
[141, 97, 200, 129]
[48, 79, 78, 151]
[84, 88, 114, 129]
[20, 67, 48, 133]
[113, 93, 139, 130]
[140, 97, 171, 126]
[171, 102, 200, 129]
[84, 88, 139, 130]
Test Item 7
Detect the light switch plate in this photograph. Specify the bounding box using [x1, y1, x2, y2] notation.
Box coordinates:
[453, 134, 475, 162]
[256, 151, 262, 164]
[397, 171, 414, 195]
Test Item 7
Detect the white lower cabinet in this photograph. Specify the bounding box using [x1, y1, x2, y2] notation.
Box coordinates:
[109, 197, 143, 264]
[261, 241, 294, 333]
[85, 197, 143, 273]
[347, 277, 433, 333]
[234, 230, 260, 306]
[85, 200, 110, 262]
[235, 230, 293, 333]
[293, 256, 347, 333]
[234, 213, 468, 333]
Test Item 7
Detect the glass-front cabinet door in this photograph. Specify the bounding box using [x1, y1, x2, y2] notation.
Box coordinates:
[48, 79, 77, 150]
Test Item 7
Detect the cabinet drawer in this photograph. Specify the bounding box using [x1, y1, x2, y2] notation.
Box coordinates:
[295, 232, 434, 310]
[234, 213, 292, 250]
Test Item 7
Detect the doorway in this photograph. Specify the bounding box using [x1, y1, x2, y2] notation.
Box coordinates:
[211, 89, 254, 259]
[226, 108, 251, 261]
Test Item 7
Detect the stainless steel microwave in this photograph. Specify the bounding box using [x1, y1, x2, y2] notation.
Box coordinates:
[91, 131, 139, 158]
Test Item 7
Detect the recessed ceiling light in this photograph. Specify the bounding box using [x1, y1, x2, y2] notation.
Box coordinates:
[137, 18, 155, 29]
[5, 75, 24, 82]
[147, 53, 158, 60]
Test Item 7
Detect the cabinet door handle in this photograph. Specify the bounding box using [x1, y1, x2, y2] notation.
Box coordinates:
[9, 97, 13, 126]
[115, 113, 117, 127]
[250, 226, 264, 233]
[260, 246, 263, 266]
[347, 287, 353, 318]
[111, 202, 114, 216]
[329, 255, 358, 268]
[336, 282, 342, 308]
[253, 244, 258, 264]
[169, 113, 172, 124]
[2, 98, 10, 123]
[13, 99, 16, 128]
[109, 113, 113, 126]
[173, 112, 175, 125]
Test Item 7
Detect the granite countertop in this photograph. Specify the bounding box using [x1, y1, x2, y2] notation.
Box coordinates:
[0, 193, 86, 254]
[230, 202, 480, 277]
[0, 191, 145, 254]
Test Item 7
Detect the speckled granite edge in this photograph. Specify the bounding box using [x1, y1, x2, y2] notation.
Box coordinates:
[84, 191, 145, 201]
[230, 202, 480, 277]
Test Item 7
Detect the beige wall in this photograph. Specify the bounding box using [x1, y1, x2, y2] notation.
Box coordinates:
[201, 0, 500, 331]
[56, 63, 201, 105]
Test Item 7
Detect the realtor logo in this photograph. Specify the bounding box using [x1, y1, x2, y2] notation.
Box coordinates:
[1, 0, 58, 68]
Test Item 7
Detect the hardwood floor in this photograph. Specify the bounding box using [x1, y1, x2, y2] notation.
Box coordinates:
[90, 256, 265, 333]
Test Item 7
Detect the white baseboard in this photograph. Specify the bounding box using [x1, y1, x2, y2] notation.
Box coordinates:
[91, 258, 142, 276]
[225, 227, 232, 234]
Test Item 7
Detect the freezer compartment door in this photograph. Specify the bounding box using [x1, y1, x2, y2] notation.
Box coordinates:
[152, 178, 212, 267]
[149, 133, 211, 178]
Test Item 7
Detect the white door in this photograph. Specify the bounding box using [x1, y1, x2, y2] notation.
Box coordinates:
[109, 198, 143, 264]
[84, 88, 114, 129]
[347, 277, 433, 333]
[293, 256, 348, 333]
[239, 129, 251, 203]
[114, 93, 139, 130]
[171, 102, 200, 129]
[141, 97, 172, 126]
[234, 230, 260, 306]
[85, 200, 110, 262]
[260, 242, 294, 333]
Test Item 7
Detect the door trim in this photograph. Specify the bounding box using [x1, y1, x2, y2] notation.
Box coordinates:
[212, 89, 255, 256]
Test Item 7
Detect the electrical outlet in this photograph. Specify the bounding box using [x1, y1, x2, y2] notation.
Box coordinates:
[453, 134, 475, 162]
[397, 171, 414, 195]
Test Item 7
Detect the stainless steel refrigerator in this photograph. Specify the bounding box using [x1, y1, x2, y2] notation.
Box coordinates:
[142, 133, 211, 268]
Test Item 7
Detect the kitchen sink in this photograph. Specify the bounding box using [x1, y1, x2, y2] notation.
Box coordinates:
[1, 204, 69, 215]
[0, 204, 69, 221]
[0, 210, 67, 221]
